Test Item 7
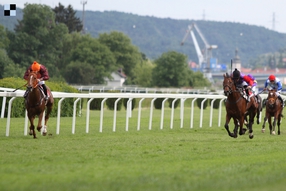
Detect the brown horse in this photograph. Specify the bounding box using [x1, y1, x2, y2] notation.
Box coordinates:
[25, 71, 54, 138]
[223, 73, 258, 139]
[262, 89, 283, 135]
[244, 93, 263, 126]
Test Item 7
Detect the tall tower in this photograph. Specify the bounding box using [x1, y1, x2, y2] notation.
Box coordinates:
[232, 48, 241, 72]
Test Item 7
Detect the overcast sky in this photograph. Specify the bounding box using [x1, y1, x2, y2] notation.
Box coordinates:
[2, 0, 286, 33]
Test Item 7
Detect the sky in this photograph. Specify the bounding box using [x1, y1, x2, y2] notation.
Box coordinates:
[2, 0, 286, 33]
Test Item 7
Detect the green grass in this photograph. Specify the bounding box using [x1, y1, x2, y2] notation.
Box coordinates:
[1, 107, 286, 191]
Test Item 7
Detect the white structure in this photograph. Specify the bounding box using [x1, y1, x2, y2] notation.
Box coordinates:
[0, 87, 270, 137]
[105, 69, 126, 87]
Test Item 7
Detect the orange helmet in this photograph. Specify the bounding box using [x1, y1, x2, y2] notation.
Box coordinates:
[31, 61, 41, 71]
[269, 75, 275, 81]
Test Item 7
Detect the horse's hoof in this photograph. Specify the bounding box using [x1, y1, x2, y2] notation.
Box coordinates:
[272, 131, 276, 135]
[261, 129, 265, 133]
[249, 134, 254, 139]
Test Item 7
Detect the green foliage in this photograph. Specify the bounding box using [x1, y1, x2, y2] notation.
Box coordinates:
[53, 3, 83, 33]
[212, 99, 221, 109]
[0, 77, 78, 117]
[90, 98, 104, 110]
[106, 98, 123, 111]
[7, 4, 69, 72]
[196, 98, 209, 109]
[66, 35, 116, 84]
[187, 70, 211, 88]
[2, 7, 286, 68]
[123, 98, 136, 110]
[98, 31, 142, 84]
[154, 98, 165, 109]
[168, 98, 180, 109]
[0, 24, 9, 49]
[152, 51, 189, 87]
[133, 60, 154, 87]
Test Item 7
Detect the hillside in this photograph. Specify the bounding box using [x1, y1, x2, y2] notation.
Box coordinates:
[1, 5, 286, 67]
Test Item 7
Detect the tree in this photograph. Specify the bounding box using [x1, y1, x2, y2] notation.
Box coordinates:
[7, 3, 69, 75]
[65, 35, 117, 84]
[187, 70, 211, 88]
[152, 51, 189, 87]
[0, 25, 9, 49]
[53, 3, 83, 33]
[64, 61, 95, 84]
[98, 31, 142, 84]
[133, 60, 154, 87]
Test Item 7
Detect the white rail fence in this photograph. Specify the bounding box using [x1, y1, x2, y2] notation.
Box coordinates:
[0, 87, 269, 137]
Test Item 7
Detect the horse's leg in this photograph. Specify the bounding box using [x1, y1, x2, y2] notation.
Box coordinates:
[238, 116, 246, 136]
[268, 116, 272, 135]
[262, 113, 268, 133]
[224, 115, 235, 138]
[248, 111, 255, 139]
[37, 112, 43, 133]
[278, 114, 281, 135]
[28, 116, 37, 139]
[256, 106, 261, 124]
[233, 118, 239, 138]
[43, 104, 53, 136]
[272, 114, 278, 135]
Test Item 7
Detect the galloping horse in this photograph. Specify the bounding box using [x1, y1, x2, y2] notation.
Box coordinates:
[223, 73, 258, 139]
[262, 89, 283, 135]
[25, 71, 54, 138]
[244, 93, 263, 126]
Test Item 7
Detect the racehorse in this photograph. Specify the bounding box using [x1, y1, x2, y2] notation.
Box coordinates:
[261, 89, 283, 135]
[25, 71, 54, 138]
[223, 73, 258, 139]
[244, 93, 263, 126]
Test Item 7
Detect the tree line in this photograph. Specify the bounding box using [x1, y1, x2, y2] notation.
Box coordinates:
[0, 3, 210, 88]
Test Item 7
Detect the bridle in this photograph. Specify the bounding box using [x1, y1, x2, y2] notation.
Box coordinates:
[267, 91, 278, 109]
[27, 72, 39, 92]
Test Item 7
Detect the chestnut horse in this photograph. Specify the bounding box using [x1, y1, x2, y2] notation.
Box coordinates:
[223, 73, 258, 139]
[25, 71, 54, 138]
[262, 89, 283, 135]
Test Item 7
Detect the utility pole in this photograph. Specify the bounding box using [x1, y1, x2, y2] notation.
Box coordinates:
[272, 12, 276, 31]
[81, 0, 87, 34]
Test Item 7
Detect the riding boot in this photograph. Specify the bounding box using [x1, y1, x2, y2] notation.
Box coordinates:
[255, 95, 260, 103]
[278, 95, 284, 107]
[42, 84, 49, 100]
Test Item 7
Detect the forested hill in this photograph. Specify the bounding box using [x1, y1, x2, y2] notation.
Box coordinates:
[1, 5, 286, 67]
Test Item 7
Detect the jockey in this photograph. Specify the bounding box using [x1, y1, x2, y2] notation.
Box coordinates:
[23, 61, 50, 100]
[264, 74, 284, 107]
[232, 68, 255, 102]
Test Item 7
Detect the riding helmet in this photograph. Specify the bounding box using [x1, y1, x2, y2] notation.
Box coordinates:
[269, 75, 275, 81]
[31, 61, 41, 71]
[232, 68, 240, 79]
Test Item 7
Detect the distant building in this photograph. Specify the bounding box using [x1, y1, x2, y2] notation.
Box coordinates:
[232, 48, 241, 72]
[105, 69, 127, 87]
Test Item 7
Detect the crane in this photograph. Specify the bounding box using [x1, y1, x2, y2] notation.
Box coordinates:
[181, 23, 217, 80]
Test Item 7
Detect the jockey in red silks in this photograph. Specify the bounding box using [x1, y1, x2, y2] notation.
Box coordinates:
[23, 61, 50, 100]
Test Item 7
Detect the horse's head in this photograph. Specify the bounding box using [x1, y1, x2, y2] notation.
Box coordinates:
[27, 71, 39, 92]
[267, 89, 278, 108]
[223, 73, 234, 96]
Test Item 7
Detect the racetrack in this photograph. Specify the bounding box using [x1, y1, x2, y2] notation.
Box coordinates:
[1, 108, 285, 191]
